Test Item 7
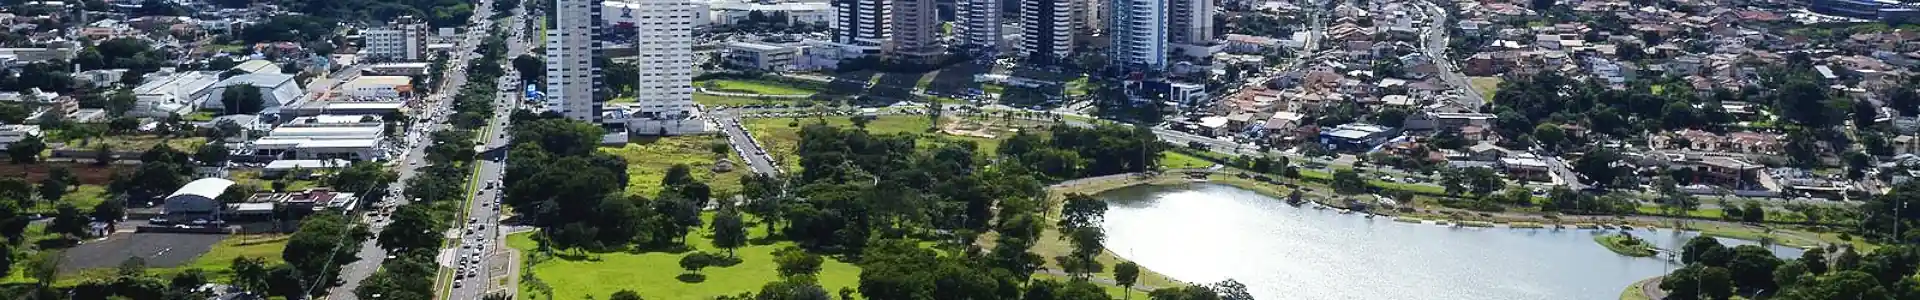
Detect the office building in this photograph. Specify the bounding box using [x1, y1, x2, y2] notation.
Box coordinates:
[954, 0, 1000, 55]
[548, 0, 608, 123]
[363, 16, 430, 62]
[889, 0, 943, 62]
[832, 0, 890, 54]
[1108, 0, 1167, 72]
[625, 0, 699, 120]
[725, 41, 800, 72]
[1021, 0, 1075, 63]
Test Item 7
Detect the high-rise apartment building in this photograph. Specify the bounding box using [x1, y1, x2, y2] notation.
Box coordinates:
[626, 0, 698, 119]
[1021, 0, 1074, 63]
[955, 0, 1000, 55]
[1167, 0, 1213, 47]
[833, 0, 891, 53]
[889, 0, 943, 62]
[364, 16, 429, 62]
[1109, 0, 1167, 71]
[547, 0, 607, 123]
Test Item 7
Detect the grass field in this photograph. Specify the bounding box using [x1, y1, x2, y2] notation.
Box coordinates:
[744, 115, 1016, 173]
[1468, 77, 1502, 101]
[509, 213, 862, 300]
[600, 135, 746, 198]
[698, 79, 819, 96]
[1159, 151, 1214, 169]
[693, 93, 800, 107]
[228, 170, 322, 193]
[56, 134, 206, 152]
[12, 234, 289, 286]
[26, 185, 109, 214]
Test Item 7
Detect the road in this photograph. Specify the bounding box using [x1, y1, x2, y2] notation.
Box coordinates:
[445, 2, 537, 299]
[328, 2, 514, 299]
[1415, 0, 1487, 108]
[711, 111, 781, 175]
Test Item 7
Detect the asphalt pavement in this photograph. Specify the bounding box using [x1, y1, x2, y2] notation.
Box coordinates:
[445, 4, 535, 300]
[328, 2, 514, 299]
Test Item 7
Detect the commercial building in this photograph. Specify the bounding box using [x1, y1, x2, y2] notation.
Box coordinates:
[363, 62, 431, 76]
[1108, 0, 1167, 72]
[0, 124, 41, 150]
[201, 73, 305, 114]
[1808, 0, 1920, 22]
[725, 41, 801, 72]
[1318, 123, 1398, 151]
[549, 0, 609, 123]
[363, 15, 431, 62]
[831, 0, 890, 54]
[282, 101, 406, 117]
[625, 0, 700, 123]
[132, 71, 221, 118]
[163, 178, 235, 223]
[888, 0, 943, 62]
[343, 75, 414, 99]
[954, 0, 1000, 55]
[1021, 0, 1076, 63]
[250, 116, 389, 161]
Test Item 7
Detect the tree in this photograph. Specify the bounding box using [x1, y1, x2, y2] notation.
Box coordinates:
[220, 84, 265, 115]
[1799, 248, 1829, 275]
[712, 208, 748, 258]
[48, 203, 89, 237]
[231, 256, 270, 294]
[1573, 150, 1624, 187]
[90, 197, 124, 222]
[1115, 261, 1141, 300]
[1331, 169, 1369, 194]
[6, 134, 44, 163]
[1740, 202, 1766, 223]
[679, 252, 717, 276]
[1681, 236, 1732, 267]
[1726, 245, 1783, 291]
[663, 164, 695, 188]
[773, 246, 824, 279]
[1057, 193, 1108, 231]
[756, 277, 833, 300]
[281, 213, 370, 298]
[1533, 123, 1567, 149]
[512, 54, 544, 83]
[195, 142, 230, 166]
[378, 204, 442, 251]
[37, 175, 66, 203]
[610, 290, 645, 300]
[1660, 264, 1734, 300]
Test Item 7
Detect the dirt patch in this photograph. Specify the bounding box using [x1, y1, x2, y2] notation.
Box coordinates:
[59, 233, 226, 273]
[0, 162, 130, 185]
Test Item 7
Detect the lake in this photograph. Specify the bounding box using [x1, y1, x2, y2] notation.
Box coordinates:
[1097, 183, 1802, 300]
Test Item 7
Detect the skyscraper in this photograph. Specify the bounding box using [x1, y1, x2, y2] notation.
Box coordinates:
[547, 0, 606, 123]
[889, 0, 943, 62]
[626, 0, 697, 119]
[1021, 0, 1074, 63]
[1167, 0, 1214, 48]
[833, 0, 891, 54]
[1109, 0, 1166, 72]
[955, 0, 1000, 55]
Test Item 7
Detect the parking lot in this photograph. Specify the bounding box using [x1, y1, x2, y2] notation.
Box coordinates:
[59, 233, 227, 272]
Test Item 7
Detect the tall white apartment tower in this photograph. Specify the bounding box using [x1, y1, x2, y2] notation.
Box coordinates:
[833, 0, 891, 53]
[626, 0, 698, 119]
[955, 0, 1000, 55]
[547, 0, 607, 123]
[1021, 0, 1074, 63]
[1109, 0, 1166, 72]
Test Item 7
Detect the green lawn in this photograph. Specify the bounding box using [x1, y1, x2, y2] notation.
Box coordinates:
[1065, 77, 1091, 97]
[508, 213, 862, 300]
[185, 112, 216, 122]
[600, 135, 746, 198]
[698, 79, 819, 96]
[228, 170, 322, 193]
[10, 234, 288, 286]
[693, 93, 800, 107]
[28, 185, 109, 214]
[1468, 77, 1502, 101]
[1158, 151, 1214, 169]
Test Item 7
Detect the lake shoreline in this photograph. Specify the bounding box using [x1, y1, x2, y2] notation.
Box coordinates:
[1056, 171, 1822, 299]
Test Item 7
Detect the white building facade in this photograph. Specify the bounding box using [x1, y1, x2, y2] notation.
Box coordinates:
[626, 0, 699, 121]
[1021, 0, 1075, 63]
[954, 0, 999, 55]
[363, 16, 430, 62]
[1109, 0, 1167, 72]
[548, 0, 608, 123]
[831, 0, 890, 54]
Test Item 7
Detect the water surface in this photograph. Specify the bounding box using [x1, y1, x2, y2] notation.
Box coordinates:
[1098, 183, 1800, 300]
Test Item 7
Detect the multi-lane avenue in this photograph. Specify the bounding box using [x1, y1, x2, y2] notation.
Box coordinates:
[444, 2, 538, 299]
